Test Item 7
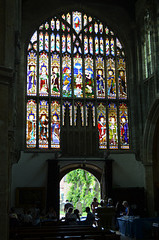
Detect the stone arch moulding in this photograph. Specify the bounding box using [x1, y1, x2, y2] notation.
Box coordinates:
[142, 99, 159, 165]
[59, 163, 103, 183]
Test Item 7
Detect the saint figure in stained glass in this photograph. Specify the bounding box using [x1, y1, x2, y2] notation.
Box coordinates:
[39, 114, 48, 141]
[51, 113, 60, 147]
[120, 115, 129, 145]
[109, 115, 118, 147]
[62, 66, 71, 96]
[96, 69, 105, 97]
[98, 115, 106, 148]
[39, 64, 48, 95]
[27, 65, 36, 95]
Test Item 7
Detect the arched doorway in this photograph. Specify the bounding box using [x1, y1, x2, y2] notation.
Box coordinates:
[143, 99, 159, 216]
[60, 168, 101, 218]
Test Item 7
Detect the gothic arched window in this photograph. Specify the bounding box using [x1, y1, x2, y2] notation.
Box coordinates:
[26, 11, 129, 152]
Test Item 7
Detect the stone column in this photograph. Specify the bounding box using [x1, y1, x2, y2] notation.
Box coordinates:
[46, 160, 60, 219]
[0, 66, 13, 240]
[104, 160, 113, 198]
[144, 163, 155, 216]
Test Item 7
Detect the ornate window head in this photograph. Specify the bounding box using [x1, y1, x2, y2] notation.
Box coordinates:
[26, 11, 129, 154]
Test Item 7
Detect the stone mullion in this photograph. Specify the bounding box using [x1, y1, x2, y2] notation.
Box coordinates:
[0, 67, 13, 240]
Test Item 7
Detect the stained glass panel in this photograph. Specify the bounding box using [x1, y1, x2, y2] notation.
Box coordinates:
[84, 36, 88, 54]
[51, 19, 55, 31]
[116, 38, 122, 49]
[106, 38, 109, 56]
[27, 51, 37, 96]
[96, 57, 105, 98]
[94, 22, 98, 34]
[111, 38, 115, 56]
[51, 33, 55, 52]
[45, 33, 49, 52]
[119, 103, 129, 149]
[39, 32, 43, 51]
[100, 37, 104, 55]
[26, 100, 36, 148]
[97, 103, 107, 149]
[107, 58, 116, 99]
[74, 54, 83, 98]
[66, 13, 71, 24]
[39, 52, 49, 96]
[51, 54, 60, 96]
[99, 23, 103, 34]
[89, 37, 93, 55]
[56, 19, 60, 31]
[85, 56, 94, 98]
[67, 34, 71, 53]
[83, 14, 87, 26]
[117, 58, 127, 99]
[39, 100, 49, 148]
[33, 43, 37, 51]
[62, 23, 65, 31]
[51, 101, 60, 148]
[31, 31, 37, 43]
[56, 34, 60, 52]
[108, 103, 118, 149]
[62, 35, 66, 53]
[62, 55, 72, 97]
[73, 11, 82, 34]
[89, 24, 93, 33]
[45, 22, 49, 30]
[95, 37, 99, 54]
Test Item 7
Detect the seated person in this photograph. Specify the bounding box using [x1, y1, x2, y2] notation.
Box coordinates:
[23, 210, 33, 225]
[64, 200, 73, 213]
[9, 207, 19, 227]
[45, 206, 57, 220]
[107, 198, 114, 208]
[66, 209, 80, 225]
[80, 207, 95, 226]
[121, 201, 133, 216]
[65, 207, 74, 223]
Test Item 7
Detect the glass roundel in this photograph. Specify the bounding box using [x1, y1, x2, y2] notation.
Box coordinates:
[26, 11, 129, 150]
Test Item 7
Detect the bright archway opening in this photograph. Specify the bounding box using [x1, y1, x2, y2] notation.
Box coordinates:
[60, 169, 101, 219]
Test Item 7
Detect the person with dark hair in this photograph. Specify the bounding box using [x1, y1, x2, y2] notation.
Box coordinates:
[64, 200, 73, 213]
[91, 197, 99, 215]
[85, 207, 95, 225]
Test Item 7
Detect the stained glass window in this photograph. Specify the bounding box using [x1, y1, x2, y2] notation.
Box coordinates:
[26, 11, 129, 150]
[142, 9, 153, 79]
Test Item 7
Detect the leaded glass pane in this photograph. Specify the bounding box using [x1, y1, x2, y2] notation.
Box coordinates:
[85, 55, 94, 98]
[27, 51, 37, 96]
[74, 54, 83, 98]
[51, 54, 60, 96]
[62, 54, 72, 97]
[107, 58, 116, 99]
[119, 103, 129, 149]
[117, 58, 127, 99]
[39, 100, 49, 148]
[51, 101, 60, 148]
[39, 52, 49, 96]
[39, 32, 43, 51]
[26, 100, 36, 148]
[73, 11, 82, 34]
[97, 103, 107, 149]
[96, 57, 105, 98]
[108, 103, 118, 149]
